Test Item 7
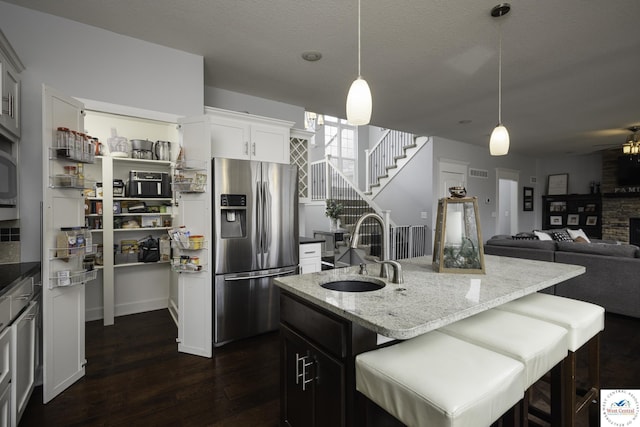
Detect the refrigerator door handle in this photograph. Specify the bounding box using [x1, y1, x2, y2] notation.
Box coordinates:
[223, 268, 298, 281]
[256, 178, 264, 255]
[263, 182, 272, 252]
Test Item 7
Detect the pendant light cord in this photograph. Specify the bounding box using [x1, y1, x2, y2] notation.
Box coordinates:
[357, 0, 362, 78]
[497, 24, 503, 125]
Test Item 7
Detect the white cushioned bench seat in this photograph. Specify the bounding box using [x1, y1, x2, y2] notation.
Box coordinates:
[356, 330, 525, 427]
[439, 309, 569, 388]
[495, 292, 604, 352]
[495, 292, 604, 426]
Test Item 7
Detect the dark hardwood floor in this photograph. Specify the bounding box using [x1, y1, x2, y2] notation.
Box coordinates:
[20, 309, 640, 426]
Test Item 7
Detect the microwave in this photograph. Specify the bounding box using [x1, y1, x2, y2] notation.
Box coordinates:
[0, 150, 17, 207]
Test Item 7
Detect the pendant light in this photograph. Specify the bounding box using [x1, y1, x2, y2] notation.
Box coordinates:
[346, 0, 372, 125]
[489, 3, 511, 156]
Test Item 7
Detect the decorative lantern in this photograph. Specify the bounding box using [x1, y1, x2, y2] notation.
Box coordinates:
[433, 187, 486, 274]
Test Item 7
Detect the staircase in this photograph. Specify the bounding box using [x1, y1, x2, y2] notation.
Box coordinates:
[309, 128, 430, 262]
[365, 133, 430, 198]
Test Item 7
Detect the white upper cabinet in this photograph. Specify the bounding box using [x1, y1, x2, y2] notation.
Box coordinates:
[205, 106, 294, 164]
[0, 29, 24, 139]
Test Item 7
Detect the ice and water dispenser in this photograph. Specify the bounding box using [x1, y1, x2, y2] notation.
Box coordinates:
[220, 194, 247, 238]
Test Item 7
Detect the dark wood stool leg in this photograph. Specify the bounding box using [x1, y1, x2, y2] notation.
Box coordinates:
[563, 352, 577, 427]
[586, 334, 600, 427]
[549, 359, 566, 427]
[560, 333, 601, 427]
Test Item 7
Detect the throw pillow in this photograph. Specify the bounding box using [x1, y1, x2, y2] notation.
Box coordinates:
[534, 230, 553, 241]
[513, 232, 539, 240]
[567, 228, 591, 243]
[574, 236, 589, 243]
[550, 230, 573, 242]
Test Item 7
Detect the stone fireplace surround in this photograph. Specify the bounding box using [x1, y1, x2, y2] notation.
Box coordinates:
[601, 149, 640, 243]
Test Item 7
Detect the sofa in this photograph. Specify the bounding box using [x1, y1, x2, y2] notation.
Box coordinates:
[485, 230, 640, 318]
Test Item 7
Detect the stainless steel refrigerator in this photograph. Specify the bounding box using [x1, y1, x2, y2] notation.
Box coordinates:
[212, 158, 298, 346]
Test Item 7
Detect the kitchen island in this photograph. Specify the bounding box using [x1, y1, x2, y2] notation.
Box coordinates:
[274, 255, 585, 427]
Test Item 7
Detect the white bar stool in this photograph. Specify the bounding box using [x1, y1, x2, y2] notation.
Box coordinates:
[496, 293, 604, 426]
[439, 309, 569, 391]
[356, 330, 526, 427]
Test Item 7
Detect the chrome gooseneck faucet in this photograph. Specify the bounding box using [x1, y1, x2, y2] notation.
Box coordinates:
[350, 212, 403, 284]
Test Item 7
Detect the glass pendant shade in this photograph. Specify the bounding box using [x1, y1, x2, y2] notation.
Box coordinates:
[346, 77, 372, 126]
[489, 124, 510, 156]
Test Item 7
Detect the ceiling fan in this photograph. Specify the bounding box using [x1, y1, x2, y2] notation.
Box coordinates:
[587, 125, 640, 149]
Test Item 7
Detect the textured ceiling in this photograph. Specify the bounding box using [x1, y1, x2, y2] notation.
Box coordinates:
[4, 0, 640, 156]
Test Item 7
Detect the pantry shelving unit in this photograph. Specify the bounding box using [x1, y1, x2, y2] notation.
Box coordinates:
[83, 139, 176, 327]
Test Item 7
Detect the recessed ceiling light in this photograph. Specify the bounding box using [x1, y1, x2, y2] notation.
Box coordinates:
[302, 51, 322, 62]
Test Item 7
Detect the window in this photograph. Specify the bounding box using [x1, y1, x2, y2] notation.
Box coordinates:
[324, 115, 356, 182]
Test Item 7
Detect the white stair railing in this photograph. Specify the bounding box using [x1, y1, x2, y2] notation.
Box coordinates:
[310, 156, 429, 261]
[311, 155, 391, 222]
[365, 129, 415, 192]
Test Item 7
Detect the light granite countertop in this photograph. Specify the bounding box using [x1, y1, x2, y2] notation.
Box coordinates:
[275, 255, 585, 340]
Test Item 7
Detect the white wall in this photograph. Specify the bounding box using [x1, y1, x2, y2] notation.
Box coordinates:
[538, 152, 602, 195]
[0, 2, 204, 262]
[375, 142, 434, 227]
[432, 136, 541, 241]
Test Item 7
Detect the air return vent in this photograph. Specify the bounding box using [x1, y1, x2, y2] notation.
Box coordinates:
[469, 168, 489, 179]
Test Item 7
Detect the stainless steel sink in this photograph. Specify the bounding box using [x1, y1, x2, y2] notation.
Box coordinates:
[320, 279, 385, 292]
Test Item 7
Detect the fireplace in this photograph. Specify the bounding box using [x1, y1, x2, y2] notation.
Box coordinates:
[600, 149, 640, 242]
[630, 218, 640, 247]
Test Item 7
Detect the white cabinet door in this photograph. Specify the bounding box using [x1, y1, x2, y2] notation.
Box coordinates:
[11, 301, 37, 427]
[205, 107, 293, 164]
[251, 123, 290, 164]
[0, 29, 23, 139]
[1, 64, 20, 138]
[0, 328, 10, 396]
[0, 383, 9, 427]
[42, 85, 86, 403]
[210, 117, 251, 160]
[299, 243, 322, 274]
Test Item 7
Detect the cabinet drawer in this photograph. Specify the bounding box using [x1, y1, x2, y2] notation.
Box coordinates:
[280, 293, 346, 358]
[9, 277, 34, 319]
[299, 243, 321, 259]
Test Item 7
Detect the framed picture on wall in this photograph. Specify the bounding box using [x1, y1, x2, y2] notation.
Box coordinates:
[550, 215, 563, 225]
[586, 216, 598, 226]
[547, 173, 569, 195]
[567, 214, 579, 226]
[523, 187, 534, 211]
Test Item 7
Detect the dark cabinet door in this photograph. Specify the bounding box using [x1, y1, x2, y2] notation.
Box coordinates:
[281, 327, 345, 427]
[282, 329, 314, 426]
[313, 346, 345, 427]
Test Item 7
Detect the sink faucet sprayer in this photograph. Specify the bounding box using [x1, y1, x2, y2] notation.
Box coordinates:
[350, 212, 403, 284]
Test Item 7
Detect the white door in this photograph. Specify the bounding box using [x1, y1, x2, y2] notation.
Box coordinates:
[42, 86, 86, 403]
[436, 160, 468, 250]
[439, 160, 468, 198]
[496, 169, 519, 236]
